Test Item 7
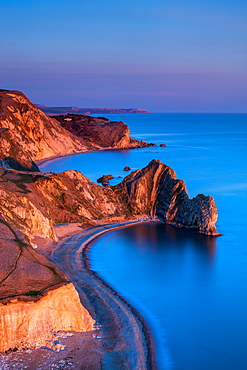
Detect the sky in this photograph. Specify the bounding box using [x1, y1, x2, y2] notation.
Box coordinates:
[1, 0, 247, 112]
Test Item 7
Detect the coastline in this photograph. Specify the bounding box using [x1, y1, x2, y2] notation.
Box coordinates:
[50, 219, 158, 369]
[0, 219, 158, 369]
[36, 144, 148, 168]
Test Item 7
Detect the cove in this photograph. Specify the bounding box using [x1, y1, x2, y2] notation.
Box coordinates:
[41, 113, 247, 369]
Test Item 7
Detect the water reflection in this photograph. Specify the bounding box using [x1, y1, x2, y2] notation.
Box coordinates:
[122, 223, 217, 263]
[91, 223, 219, 370]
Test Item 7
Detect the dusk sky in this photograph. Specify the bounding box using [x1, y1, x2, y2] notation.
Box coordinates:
[1, 0, 247, 112]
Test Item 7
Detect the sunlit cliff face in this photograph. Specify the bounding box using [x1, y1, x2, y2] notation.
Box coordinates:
[0, 90, 151, 172]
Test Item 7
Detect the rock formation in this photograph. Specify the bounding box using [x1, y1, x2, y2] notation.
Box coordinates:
[0, 90, 84, 170]
[0, 161, 219, 248]
[114, 160, 219, 236]
[0, 90, 151, 171]
[0, 215, 94, 352]
[97, 174, 114, 186]
[52, 113, 151, 149]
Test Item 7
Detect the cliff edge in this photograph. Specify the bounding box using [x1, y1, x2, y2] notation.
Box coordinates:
[0, 215, 94, 352]
[0, 90, 150, 171]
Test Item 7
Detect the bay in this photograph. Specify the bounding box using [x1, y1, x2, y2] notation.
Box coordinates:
[41, 113, 247, 369]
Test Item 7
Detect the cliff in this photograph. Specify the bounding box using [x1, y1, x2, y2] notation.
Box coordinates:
[0, 284, 94, 352]
[116, 159, 219, 235]
[0, 215, 94, 352]
[0, 90, 85, 170]
[0, 161, 219, 247]
[0, 90, 150, 171]
[52, 113, 150, 149]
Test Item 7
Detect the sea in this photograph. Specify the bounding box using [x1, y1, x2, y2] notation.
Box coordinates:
[40, 113, 247, 370]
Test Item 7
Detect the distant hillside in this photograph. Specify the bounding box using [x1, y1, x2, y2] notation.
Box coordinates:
[35, 105, 151, 115]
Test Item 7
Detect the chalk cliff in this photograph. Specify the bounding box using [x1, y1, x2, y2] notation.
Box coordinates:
[0, 215, 94, 352]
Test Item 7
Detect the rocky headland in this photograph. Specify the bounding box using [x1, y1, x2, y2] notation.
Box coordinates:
[0, 89, 151, 172]
[0, 89, 219, 368]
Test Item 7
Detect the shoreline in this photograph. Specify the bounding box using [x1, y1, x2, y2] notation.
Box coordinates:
[0, 219, 158, 369]
[36, 144, 149, 169]
[50, 219, 158, 369]
[83, 221, 158, 369]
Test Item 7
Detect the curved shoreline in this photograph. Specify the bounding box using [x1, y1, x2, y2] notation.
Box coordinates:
[50, 219, 158, 369]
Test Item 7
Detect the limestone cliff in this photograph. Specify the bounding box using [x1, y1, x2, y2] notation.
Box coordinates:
[0, 216, 95, 351]
[0, 90, 150, 171]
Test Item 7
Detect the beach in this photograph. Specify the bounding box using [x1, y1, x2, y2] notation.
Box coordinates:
[0, 220, 157, 370]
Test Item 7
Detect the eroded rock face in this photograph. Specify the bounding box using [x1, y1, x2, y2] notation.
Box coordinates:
[0, 168, 127, 241]
[0, 283, 94, 352]
[53, 114, 150, 149]
[115, 160, 219, 235]
[0, 90, 151, 171]
[0, 90, 86, 170]
[0, 216, 95, 352]
[0, 160, 219, 244]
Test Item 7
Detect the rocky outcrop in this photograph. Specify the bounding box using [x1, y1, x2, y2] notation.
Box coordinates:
[0, 216, 95, 351]
[0, 168, 126, 241]
[0, 90, 86, 170]
[114, 160, 219, 235]
[52, 113, 151, 149]
[0, 90, 151, 171]
[97, 174, 114, 186]
[0, 161, 218, 246]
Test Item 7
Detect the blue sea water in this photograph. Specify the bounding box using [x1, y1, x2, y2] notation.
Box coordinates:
[41, 114, 247, 370]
